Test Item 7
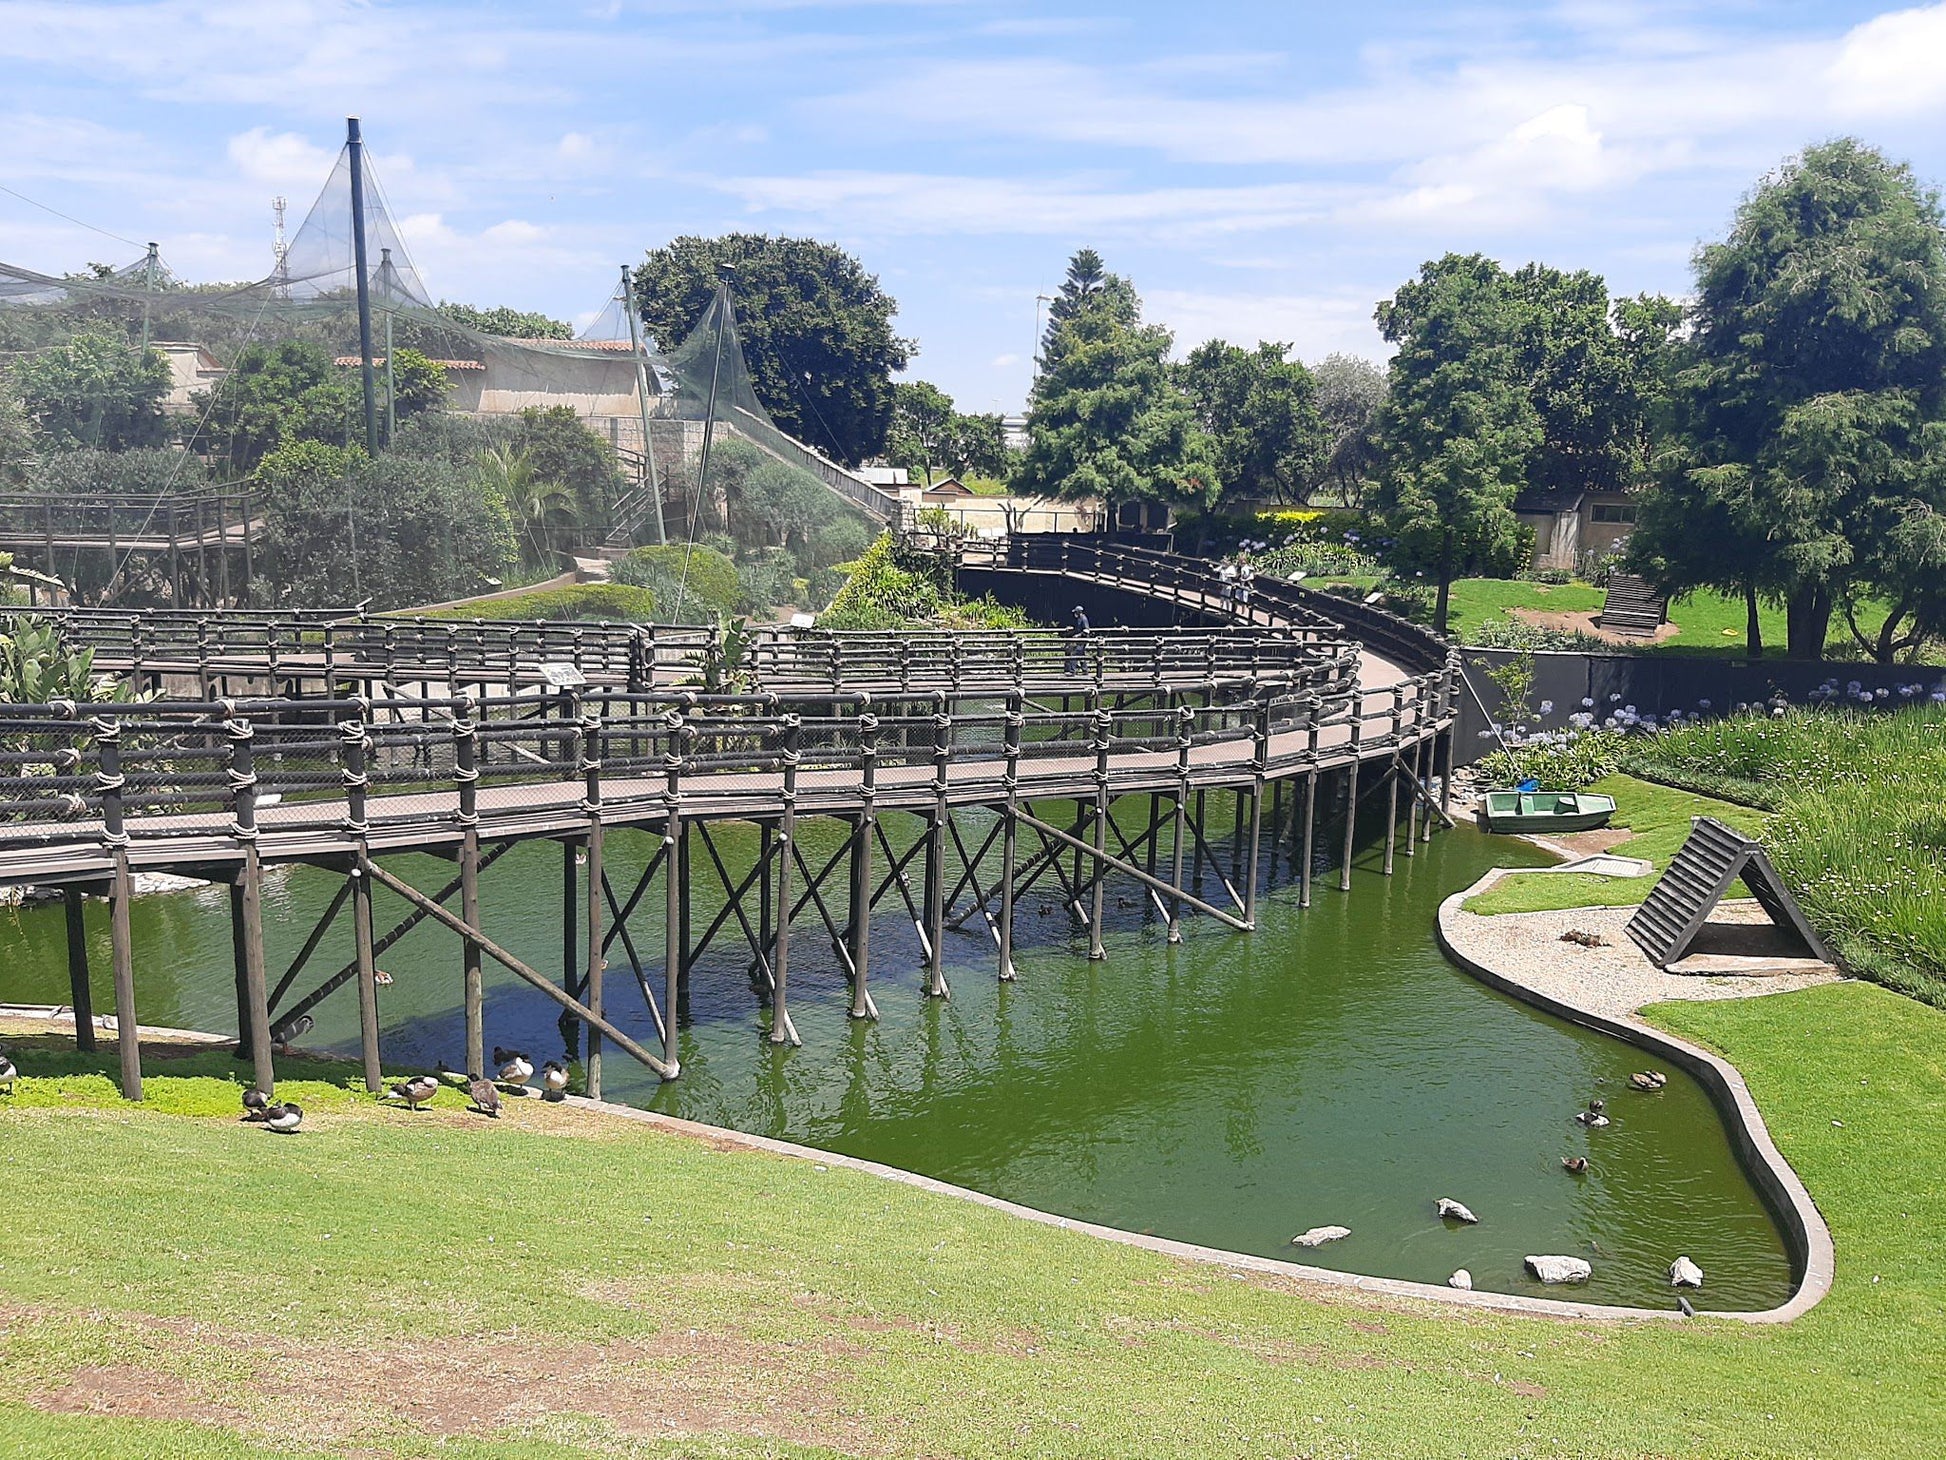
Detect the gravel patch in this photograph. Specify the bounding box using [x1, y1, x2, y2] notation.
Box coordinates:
[1441, 874, 1840, 1025]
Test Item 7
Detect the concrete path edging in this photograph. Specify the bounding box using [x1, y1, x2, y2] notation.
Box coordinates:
[1436, 871, 1835, 1324]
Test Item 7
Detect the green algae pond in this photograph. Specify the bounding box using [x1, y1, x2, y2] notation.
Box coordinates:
[0, 803, 1796, 1312]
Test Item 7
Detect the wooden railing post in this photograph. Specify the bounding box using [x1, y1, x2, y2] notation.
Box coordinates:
[341, 707, 383, 1092]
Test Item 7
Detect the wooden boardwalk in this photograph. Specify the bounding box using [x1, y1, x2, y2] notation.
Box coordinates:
[2, 535, 1460, 1102]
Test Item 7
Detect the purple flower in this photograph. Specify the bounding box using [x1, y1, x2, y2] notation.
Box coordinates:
[1697, 698, 1711, 710]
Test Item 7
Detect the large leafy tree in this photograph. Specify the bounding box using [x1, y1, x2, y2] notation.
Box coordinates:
[11, 333, 170, 451]
[436, 301, 573, 340]
[632, 235, 909, 466]
[1014, 311, 1220, 511]
[514, 405, 623, 533]
[1039, 248, 1140, 375]
[1631, 139, 1946, 659]
[253, 436, 513, 609]
[189, 340, 448, 472]
[1371, 254, 1540, 633]
[885, 380, 1011, 483]
[1311, 353, 1387, 506]
[1175, 340, 1328, 504]
[0, 391, 38, 487]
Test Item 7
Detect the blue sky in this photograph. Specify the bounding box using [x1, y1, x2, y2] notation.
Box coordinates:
[4, 0, 1946, 414]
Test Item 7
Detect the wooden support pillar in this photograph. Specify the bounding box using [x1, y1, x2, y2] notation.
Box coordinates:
[229, 882, 252, 1058]
[63, 888, 96, 1051]
[997, 692, 1022, 981]
[1340, 761, 1360, 893]
[1405, 736, 1422, 855]
[1300, 769, 1318, 909]
[109, 851, 140, 1100]
[561, 836, 580, 1054]
[1439, 728, 1454, 820]
[225, 711, 276, 1096]
[580, 705, 606, 1098]
[849, 705, 880, 1016]
[1244, 697, 1269, 928]
[1383, 757, 1401, 876]
[454, 712, 485, 1079]
[342, 715, 382, 1093]
[1087, 695, 1110, 961]
[1168, 698, 1191, 944]
[769, 715, 801, 1046]
[923, 697, 951, 998]
[661, 709, 690, 1078]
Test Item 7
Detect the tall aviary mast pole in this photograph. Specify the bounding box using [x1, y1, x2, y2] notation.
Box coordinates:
[346, 117, 380, 457]
[139, 242, 159, 354]
[620, 263, 667, 544]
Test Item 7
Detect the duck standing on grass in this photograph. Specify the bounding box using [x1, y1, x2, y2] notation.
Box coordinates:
[0, 1050, 18, 1095]
[264, 1102, 304, 1134]
[241, 1087, 271, 1121]
[468, 1076, 501, 1119]
[493, 1047, 534, 1085]
[541, 1061, 569, 1101]
[387, 1074, 439, 1111]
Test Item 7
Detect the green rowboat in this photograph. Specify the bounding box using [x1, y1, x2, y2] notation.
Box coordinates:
[1475, 789, 1618, 835]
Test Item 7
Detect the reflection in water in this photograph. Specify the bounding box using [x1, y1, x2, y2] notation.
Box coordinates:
[0, 799, 1795, 1310]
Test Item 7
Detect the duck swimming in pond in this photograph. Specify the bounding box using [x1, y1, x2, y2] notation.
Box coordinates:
[1574, 1098, 1609, 1127]
[387, 1074, 439, 1111]
[1629, 1070, 1668, 1092]
[241, 1086, 270, 1121]
[541, 1061, 569, 1101]
[264, 1102, 303, 1134]
[1562, 1156, 1590, 1175]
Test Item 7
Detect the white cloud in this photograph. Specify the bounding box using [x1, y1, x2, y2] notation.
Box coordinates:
[990, 352, 1019, 366]
[226, 127, 336, 186]
[1827, 3, 1946, 116]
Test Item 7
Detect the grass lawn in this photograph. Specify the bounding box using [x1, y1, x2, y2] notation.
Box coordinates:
[1461, 773, 1767, 916]
[1440, 579, 1916, 660]
[0, 979, 1942, 1458]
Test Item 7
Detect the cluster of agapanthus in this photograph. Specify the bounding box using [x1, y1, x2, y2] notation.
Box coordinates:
[1804, 677, 1946, 706]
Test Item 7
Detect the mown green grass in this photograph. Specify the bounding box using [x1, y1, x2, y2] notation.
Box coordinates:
[1462, 774, 1767, 916]
[1, 978, 1943, 1458]
[1441, 579, 1914, 659]
[1632, 707, 1946, 1007]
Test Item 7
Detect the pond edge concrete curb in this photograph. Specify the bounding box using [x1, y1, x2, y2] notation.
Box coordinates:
[1434, 869, 1835, 1325]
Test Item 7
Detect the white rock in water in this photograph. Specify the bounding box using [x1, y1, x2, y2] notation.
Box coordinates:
[131, 871, 210, 895]
[1436, 1198, 1478, 1224]
[1669, 1256, 1704, 1289]
[1291, 1225, 1352, 1248]
[1448, 1269, 1473, 1290]
[1525, 1255, 1593, 1284]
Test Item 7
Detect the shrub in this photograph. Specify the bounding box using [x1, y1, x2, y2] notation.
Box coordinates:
[404, 583, 659, 623]
[1463, 617, 1613, 652]
[1478, 728, 1626, 789]
[613, 543, 740, 616]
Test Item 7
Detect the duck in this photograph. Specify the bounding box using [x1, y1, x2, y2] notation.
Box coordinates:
[263, 1102, 304, 1134]
[1574, 1098, 1610, 1128]
[493, 1047, 534, 1085]
[387, 1074, 439, 1111]
[1629, 1070, 1668, 1092]
[468, 1076, 502, 1119]
[541, 1061, 570, 1101]
[241, 1086, 271, 1121]
[270, 1013, 314, 1054]
[0, 1050, 17, 1095]
[1561, 1156, 1590, 1175]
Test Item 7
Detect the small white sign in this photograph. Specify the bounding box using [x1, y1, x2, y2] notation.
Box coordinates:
[537, 661, 588, 688]
[788, 613, 817, 629]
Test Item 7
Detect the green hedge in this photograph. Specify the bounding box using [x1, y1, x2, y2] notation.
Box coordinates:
[613, 543, 740, 615]
[403, 583, 660, 623]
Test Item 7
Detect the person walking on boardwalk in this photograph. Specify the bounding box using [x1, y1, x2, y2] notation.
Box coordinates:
[1065, 604, 1091, 674]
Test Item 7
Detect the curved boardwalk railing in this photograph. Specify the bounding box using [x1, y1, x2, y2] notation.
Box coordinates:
[1, 535, 1461, 1105]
